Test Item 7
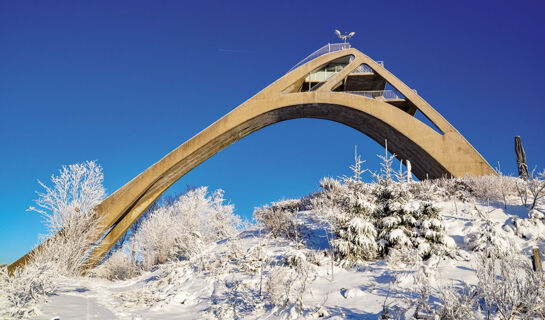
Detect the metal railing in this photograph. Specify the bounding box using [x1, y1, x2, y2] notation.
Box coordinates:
[288, 43, 351, 72]
[351, 64, 374, 74]
[346, 90, 403, 100]
[350, 61, 385, 74]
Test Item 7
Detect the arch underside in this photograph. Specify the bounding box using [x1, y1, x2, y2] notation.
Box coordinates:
[152, 103, 448, 198]
[9, 46, 496, 273]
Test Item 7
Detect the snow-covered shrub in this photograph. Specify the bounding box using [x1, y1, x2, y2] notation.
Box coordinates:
[411, 175, 518, 204]
[207, 189, 241, 240]
[211, 277, 263, 320]
[266, 262, 310, 310]
[463, 175, 507, 202]
[284, 249, 307, 267]
[407, 253, 545, 319]
[434, 284, 480, 320]
[92, 248, 136, 280]
[140, 187, 239, 269]
[28, 161, 106, 275]
[466, 215, 519, 257]
[103, 187, 241, 274]
[516, 169, 545, 209]
[385, 247, 422, 270]
[408, 281, 480, 320]
[319, 176, 342, 192]
[476, 253, 545, 319]
[0, 262, 57, 319]
[254, 201, 298, 239]
[410, 178, 449, 202]
[334, 214, 377, 266]
[513, 209, 545, 240]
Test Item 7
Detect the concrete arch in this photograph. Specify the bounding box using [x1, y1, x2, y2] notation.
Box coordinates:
[9, 46, 495, 273]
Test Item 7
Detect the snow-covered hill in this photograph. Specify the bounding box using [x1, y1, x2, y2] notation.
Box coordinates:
[28, 198, 544, 319]
[2, 161, 544, 319]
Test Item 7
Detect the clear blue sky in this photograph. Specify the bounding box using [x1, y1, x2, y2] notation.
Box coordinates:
[1, 0, 544, 264]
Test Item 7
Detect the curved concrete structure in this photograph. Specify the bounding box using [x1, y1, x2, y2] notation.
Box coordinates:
[9, 45, 495, 273]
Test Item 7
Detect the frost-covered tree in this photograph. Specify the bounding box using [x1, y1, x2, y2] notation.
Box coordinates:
[368, 146, 451, 258]
[373, 180, 449, 258]
[137, 187, 240, 270]
[2, 161, 106, 318]
[28, 161, 106, 275]
[319, 148, 453, 266]
[334, 215, 378, 265]
[465, 218, 518, 257]
[98, 186, 241, 275]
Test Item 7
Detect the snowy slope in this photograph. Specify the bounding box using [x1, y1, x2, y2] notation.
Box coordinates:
[28, 197, 544, 320]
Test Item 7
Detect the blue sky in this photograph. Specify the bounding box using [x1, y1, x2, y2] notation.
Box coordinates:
[1, 0, 544, 264]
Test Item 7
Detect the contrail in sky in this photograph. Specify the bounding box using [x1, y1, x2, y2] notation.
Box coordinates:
[218, 48, 252, 53]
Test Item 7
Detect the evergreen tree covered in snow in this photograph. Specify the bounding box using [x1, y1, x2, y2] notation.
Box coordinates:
[323, 147, 454, 265]
[374, 181, 449, 258]
[466, 213, 519, 257]
[333, 196, 378, 265]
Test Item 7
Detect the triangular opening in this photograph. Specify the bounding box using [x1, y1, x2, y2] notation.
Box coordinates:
[384, 83, 405, 99]
[414, 110, 444, 135]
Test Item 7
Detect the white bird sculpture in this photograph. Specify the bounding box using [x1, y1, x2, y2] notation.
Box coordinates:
[334, 29, 356, 43]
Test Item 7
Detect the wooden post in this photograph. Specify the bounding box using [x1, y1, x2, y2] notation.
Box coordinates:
[515, 136, 529, 179]
[406, 160, 412, 183]
[532, 247, 542, 273]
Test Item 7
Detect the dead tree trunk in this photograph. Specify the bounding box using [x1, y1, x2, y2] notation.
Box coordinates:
[515, 136, 529, 179]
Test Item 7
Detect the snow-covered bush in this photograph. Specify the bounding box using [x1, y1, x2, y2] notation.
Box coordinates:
[266, 262, 310, 310]
[476, 253, 545, 319]
[513, 209, 545, 240]
[98, 187, 241, 276]
[284, 249, 307, 267]
[407, 253, 545, 319]
[254, 201, 299, 239]
[319, 176, 342, 192]
[0, 261, 57, 319]
[92, 248, 136, 280]
[385, 247, 422, 270]
[411, 175, 519, 205]
[408, 281, 480, 320]
[211, 277, 263, 319]
[516, 169, 545, 209]
[334, 213, 377, 266]
[465, 218, 519, 257]
[137, 187, 240, 270]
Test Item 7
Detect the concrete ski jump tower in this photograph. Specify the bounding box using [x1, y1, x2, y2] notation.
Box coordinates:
[9, 41, 495, 273]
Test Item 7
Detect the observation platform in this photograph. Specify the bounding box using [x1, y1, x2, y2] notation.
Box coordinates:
[288, 43, 418, 115]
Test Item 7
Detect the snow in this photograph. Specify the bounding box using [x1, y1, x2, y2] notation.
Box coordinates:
[6, 192, 544, 319]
